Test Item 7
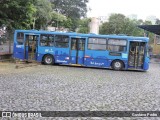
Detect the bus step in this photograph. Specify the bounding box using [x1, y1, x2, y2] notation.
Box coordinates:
[70, 64, 82, 66]
[128, 68, 143, 71]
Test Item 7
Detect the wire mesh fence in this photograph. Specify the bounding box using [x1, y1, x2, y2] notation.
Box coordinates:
[0, 28, 13, 61]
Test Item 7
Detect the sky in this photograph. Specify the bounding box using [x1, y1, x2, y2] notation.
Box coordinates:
[87, 0, 160, 20]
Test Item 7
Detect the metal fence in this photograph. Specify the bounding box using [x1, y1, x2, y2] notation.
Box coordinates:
[0, 28, 13, 60]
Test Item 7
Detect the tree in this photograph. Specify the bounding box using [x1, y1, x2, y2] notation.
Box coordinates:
[49, 11, 73, 30]
[33, 0, 53, 29]
[51, 0, 88, 18]
[0, 0, 55, 30]
[77, 18, 91, 33]
[100, 13, 156, 43]
[99, 13, 149, 36]
[0, 0, 36, 30]
[50, 0, 88, 31]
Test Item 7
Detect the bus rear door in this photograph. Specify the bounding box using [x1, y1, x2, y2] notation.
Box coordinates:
[13, 32, 24, 60]
[24, 34, 39, 61]
[128, 41, 145, 69]
[70, 37, 86, 65]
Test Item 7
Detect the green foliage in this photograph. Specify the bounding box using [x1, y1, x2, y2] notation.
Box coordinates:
[0, 0, 36, 29]
[61, 18, 73, 29]
[51, 0, 88, 18]
[49, 11, 73, 30]
[51, 11, 67, 22]
[99, 13, 155, 43]
[33, 0, 53, 29]
[100, 14, 149, 36]
[100, 14, 140, 35]
[51, 0, 88, 31]
[0, 0, 54, 30]
[77, 18, 91, 33]
[0, 0, 88, 31]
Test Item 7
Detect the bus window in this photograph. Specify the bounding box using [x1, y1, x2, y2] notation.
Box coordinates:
[17, 32, 24, 45]
[71, 39, 77, 50]
[40, 34, 54, 46]
[78, 39, 85, 50]
[88, 38, 107, 50]
[71, 38, 85, 50]
[107, 39, 127, 52]
[55, 35, 69, 48]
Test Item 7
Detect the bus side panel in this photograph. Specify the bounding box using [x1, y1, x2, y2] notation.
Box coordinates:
[36, 47, 70, 64]
[106, 55, 128, 69]
[36, 53, 44, 62]
[36, 46, 54, 62]
[54, 48, 70, 64]
[70, 50, 85, 64]
[13, 44, 25, 60]
[37, 47, 70, 64]
[70, 50, 77, 64]
[77, 51, 85, 64]
[13, 31, 25, 60]
[84, 58, 109, 67]
[84, 50, 109, 67]
[143, 57, 150, 70]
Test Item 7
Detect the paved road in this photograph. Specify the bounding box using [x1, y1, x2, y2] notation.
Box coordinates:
[0, 62, 160, 119]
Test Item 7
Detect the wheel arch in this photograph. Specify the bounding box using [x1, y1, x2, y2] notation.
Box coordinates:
[42, 54, 55, 64]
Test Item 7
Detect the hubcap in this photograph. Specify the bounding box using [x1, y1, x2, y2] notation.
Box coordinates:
[115, 62, 121, 68]
[45, 56, 52, 64]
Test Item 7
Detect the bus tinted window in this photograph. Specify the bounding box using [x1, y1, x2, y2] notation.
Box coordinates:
[108, 45, 126, 52]
[89, 38, 106, 44]
[78, 39, 85, 50]
[88, 38, 107, 50]
[88, 44, 106, 50]
[55, 35, 69, 48]
[17, 32, 24, 45]
[40, 34, 54, 46]
[71, 38, 85, 50]
[108, 39, 127, 46]
[107, 39, 127, 52]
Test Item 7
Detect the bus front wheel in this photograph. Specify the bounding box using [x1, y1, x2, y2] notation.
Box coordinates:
[111, 60, 124, 70]
[43, 55, 54, 65]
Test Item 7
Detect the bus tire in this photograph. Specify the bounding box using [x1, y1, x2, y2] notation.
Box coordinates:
[43, 54, 54, 65]
[111, 60, 124, 71]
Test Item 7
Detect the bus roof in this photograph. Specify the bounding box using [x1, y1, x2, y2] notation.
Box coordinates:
[15, 29, 149, 42]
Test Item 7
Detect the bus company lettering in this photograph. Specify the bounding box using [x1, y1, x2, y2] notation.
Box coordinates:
[90, 61, 104, 66]
[57, 60, 67, 63]
[12, 112, 42, 118]
[132, 112, 158, 117]
[16, 45, 22, 48]
[45, 49, 53, 53]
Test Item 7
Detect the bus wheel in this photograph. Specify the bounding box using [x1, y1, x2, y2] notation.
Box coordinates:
[43, 55, 54, 65]
[111, 60, 124, 70]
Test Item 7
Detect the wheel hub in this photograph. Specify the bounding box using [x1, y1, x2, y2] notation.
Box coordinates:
[115, 62, 121, 68]
[45, 56, 52, 64]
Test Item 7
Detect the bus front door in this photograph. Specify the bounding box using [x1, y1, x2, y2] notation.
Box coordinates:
[128, 42, 145, 69]
[70, 38, 85, 65]
[24, 34, 39, 61]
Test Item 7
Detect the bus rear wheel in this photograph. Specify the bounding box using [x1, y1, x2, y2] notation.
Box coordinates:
[111, 60, 124, 71]
[43, 55, 54, 65]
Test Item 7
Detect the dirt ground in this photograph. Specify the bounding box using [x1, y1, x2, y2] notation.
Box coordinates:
[0, 62, 40, 74]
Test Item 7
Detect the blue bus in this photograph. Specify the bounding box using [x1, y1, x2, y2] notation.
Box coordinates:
[13, 30, 150, 71]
